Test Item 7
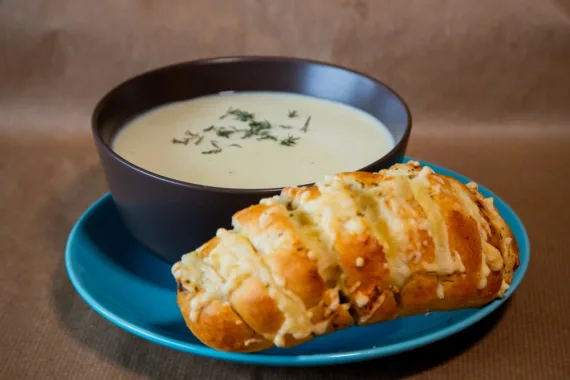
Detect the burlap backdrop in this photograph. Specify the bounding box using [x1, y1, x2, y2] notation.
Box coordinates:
[1, 1, 569, 379]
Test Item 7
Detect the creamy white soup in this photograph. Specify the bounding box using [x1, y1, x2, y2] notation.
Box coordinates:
[112, 92, 395, 189]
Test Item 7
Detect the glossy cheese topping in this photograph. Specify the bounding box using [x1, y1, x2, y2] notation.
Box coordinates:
[173, 162, 513, 345]
[210, 229, 314, 344]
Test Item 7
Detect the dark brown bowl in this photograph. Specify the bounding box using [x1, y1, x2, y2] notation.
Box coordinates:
[92, 56, 412, 264]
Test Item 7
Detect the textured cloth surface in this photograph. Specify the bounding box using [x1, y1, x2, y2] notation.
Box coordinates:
[1, 1, 569, 379]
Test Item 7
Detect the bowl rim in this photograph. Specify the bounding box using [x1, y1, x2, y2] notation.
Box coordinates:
[91, 55, 413, 194]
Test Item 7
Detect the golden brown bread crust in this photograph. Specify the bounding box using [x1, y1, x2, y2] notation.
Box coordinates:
[176, 290, 273, 353]
[232, 202, 328, 310]
[172, 161, 520, 352]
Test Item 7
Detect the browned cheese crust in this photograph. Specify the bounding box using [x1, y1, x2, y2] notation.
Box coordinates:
[172, 161, 520, 352]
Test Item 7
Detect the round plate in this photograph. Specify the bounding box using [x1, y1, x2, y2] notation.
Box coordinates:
[65, 158, 530, 366]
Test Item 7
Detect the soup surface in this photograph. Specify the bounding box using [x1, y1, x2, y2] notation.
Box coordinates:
[112, 92, 395, 189]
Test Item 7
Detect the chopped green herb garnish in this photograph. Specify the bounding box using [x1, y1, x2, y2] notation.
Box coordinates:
[249, 120, 271, 130]
[216, 127, 236, 138]
[280, 135, 300, 146]
[202, 140, 222, 154]
[181, 130, 205, 145]
[175, 107, 311, 153]
[222, 108, 255, 122]
[241, 119, 272, 139]
[301, 116, 311, 133]
[257, 131, 278, 141]
[241, 130, 254, 139]
[202, 148, 222, 155]
[172, 137, 190, 145]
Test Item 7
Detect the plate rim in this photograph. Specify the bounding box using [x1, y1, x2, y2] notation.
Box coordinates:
[65, 157, 530, 366]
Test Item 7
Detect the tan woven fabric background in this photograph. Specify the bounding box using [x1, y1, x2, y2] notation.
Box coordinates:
[1, 0, 569, 378]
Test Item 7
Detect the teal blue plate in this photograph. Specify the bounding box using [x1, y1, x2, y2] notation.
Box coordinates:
[65, 158, 530, 366]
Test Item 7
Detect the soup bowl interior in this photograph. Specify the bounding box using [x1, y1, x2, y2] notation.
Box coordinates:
[92, 56, 412, 263]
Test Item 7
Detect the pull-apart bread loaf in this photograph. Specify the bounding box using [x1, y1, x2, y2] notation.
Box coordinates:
[171, 161, 519, 353]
